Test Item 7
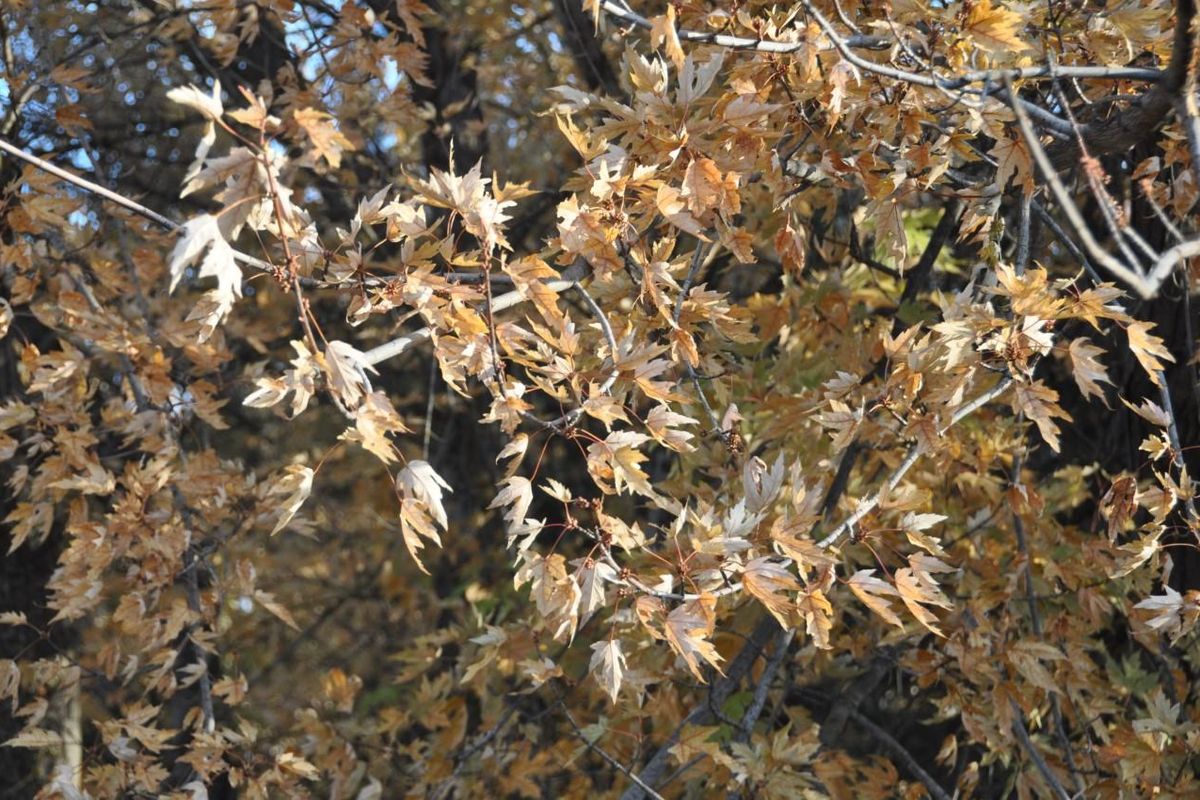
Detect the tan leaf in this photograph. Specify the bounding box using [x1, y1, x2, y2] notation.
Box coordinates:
[293, 107, 354, 168]
[648, 6, 685, 69]
[269, 465, 314, 536]
[396, 460, 453, 573]
[168, 214, 242, 336]
[847, 570, 905, 628]
[254, 590, 300, 631]
[575, 558, 615, 623]
[1127, 321, 1175, 385]
[323, 340, 378, 409]
[166, 82, 224, 121]
[1012, 380, 1073, 452]
[3, 728, 63, 748]
[990, 132, 1033, 194]
[1068, 338, 1114, 405]
[350, 391, 409, 464]
[798, 582, 834, 650]
[964, 0, 1028, 53]
[1120, 396, 1171, 428]
[489, 476, 533, 535]
[743, 557, 800, 628]
[895, 566, 952, 637]
[590, 639, 626, 703]
[665, 596, 723, 681]
[49, 462, 115, 495]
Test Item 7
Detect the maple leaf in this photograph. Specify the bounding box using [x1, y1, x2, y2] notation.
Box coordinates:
[963, 0, 1029, 53]
[396, 460, 453, 573]
[227, 85, 281, 131]
[743, 557, 800, 628]
[798, 582, 834, 650]
[743, 453, 785, 514]
[590, 639, 626, 703]
[1007, 640, 1066, 695]
[349, 391, 409, 464]
[1134, 587, 1200, 643]
[269, 465, 314, 536]
[1012, 380, 1073, 452]
[168, 214, 243, 337]
[1126, 321, 1175, 385]
[1068, 338, 1115, 406]
[489, 476, 533, 534]
[990, 133, 1033, 195]
[515, 552, 581, 642]
[49, 462, 116, 495]
[895, 565, 953, 637]
[323, 340, 377, 410]
[575, 558, 616, 624]
[665, 596, 723, 681]
[847, 570, 906, 628]
[254, 590, 300, 632]
[1110, 530, 1162, 578]
[682, 157, 740, 220]
[413, 156, 488, 214]
[656, 185, 706, 238]
[292, 107, 354, 168]
[4, 728, 64, 748]
[648, 6, 684, 70]
[678, 51, 726, 105]
[587, 430, 658, 498]
[166, 82, 224, 121]
[1097, 474, 1137, 541]
[901, 512, 949, 557]
[645, 404, 697, 452]
[495, 434, 530, 479]
[1120, 396, 1171, 428]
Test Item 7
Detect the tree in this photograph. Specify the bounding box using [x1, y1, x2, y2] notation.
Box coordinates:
[3, 0, 1200, 797]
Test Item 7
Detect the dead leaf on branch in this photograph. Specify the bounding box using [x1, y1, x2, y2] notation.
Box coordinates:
[168, 214, 242, 339]
[665, 595, 723, 681]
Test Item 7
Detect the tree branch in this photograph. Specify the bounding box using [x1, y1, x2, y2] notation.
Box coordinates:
[601, 0, 890, 53]
[1048, 0, 1196, 169]
[816, 376, 1014, 549]
[619, 616, 780, 800]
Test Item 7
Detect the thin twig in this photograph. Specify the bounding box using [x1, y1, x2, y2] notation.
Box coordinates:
[846, 708, 953, 800]
[560, 700, 667, 800]
[725, 628, 794, 800]
[816, 376, 1014, 549]
[1006, 78, 1158, 297]
[1009, 450, 1084, 795]
[620, 617, 780, 800]
[0, 137, 279, 276]
[1010, 700, 1073, 800]
[601, 0, 889, 53]
[674, 242, 729, 444]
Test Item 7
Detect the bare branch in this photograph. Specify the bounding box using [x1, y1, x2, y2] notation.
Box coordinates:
[620, 616, 780, 800]
[601, 0, 890, 53]
[1010, 701, 1074, 800]
[1006, 79, 1159, 297]
[1048, 0, 1196, 168]
[560, 700, 667, 800]
[846, 708, 953, 800]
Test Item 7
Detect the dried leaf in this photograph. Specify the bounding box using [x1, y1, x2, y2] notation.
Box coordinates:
[590, 639, 626, 703]
[665, 596, 723, 681]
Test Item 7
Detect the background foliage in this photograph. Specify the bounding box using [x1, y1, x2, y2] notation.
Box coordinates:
[3, 1, 1200, 798]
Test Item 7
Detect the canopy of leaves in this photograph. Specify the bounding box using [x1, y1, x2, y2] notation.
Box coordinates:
[3, 1, 1200, 799]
